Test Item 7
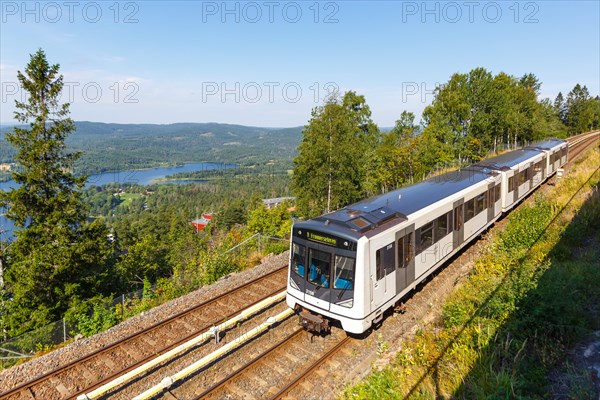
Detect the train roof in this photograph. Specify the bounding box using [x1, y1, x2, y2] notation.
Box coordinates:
[296, 166, 497, 239]
[526, 138, 567, 151]
[475, 148, 542, 170]
[294, 140, 565, 239]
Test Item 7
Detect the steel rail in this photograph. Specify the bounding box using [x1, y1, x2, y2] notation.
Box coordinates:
[0, 266, 288, 400]
[190, 328, 305, 400]
[132, 307, 295, 400]
[269, 335, 352, 400]
[81, 291, 288, 400]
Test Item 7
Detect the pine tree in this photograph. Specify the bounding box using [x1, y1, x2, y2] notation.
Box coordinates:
[565, 84, 595, 134]
[554, 92, 567, 124]
[0, 49, 115, 335]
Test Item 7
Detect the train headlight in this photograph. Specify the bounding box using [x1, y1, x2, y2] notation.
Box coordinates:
[336, 299, 353, 308]
[289, 278, 300, 290]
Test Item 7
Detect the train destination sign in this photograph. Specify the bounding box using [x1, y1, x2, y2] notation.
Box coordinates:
[306, 232, 337, 246]
[293, 228, 357, 251]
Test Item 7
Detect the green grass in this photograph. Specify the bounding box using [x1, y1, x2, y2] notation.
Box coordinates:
[116, 192, 143, 208]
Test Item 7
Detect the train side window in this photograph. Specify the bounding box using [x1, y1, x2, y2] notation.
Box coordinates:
[435, 212, 450, 242]
[376, 242, 394, 279]
[398, 232, 414, 268]
[475, 193, 486, 215]
[494, 184, 501, 201]
[416, 222, 433, 254]
[384, 243, 395, 275]
[397, 237, 404, 269]
[487, 188, 494, 208]
[454, 204, 463, 231]
[291, 243, 306, 277]
[334, 255, 354, 290]
[508, 177, 514, 193]
[519, 170, 527, 185]
[465, 199, 475, 222]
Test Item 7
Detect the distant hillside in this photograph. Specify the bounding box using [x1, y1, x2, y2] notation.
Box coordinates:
[0, 122, 303, 172]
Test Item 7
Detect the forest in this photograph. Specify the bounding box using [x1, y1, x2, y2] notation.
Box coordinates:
[0, 121, 302, 175]
[1, 53, 599, 346]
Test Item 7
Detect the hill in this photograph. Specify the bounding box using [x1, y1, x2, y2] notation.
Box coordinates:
[0, 122, 303, 172]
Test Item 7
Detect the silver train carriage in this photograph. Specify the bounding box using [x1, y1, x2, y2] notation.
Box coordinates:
[286, 139, 567, 334]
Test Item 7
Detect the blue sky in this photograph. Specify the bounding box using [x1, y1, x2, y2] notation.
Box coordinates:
[1, 1, 599, 127]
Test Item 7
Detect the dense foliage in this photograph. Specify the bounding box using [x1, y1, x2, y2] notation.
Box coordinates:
[292, 68, 599, 218]
[292, 91, 379, 217]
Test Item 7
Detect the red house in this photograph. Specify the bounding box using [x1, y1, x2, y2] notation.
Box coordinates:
[191, 213, 212, 232]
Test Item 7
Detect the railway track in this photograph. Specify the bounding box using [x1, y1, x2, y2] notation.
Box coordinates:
[565, 130, 599, 163]
[167, 325, 351, 400]
[0, 266, 288, 400]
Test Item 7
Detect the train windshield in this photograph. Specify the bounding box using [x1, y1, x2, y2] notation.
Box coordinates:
[291, 242, 306, 277]
[308, 249, 331, 288]
[334, 255, 354, 290]
[292, 246, 355, 290]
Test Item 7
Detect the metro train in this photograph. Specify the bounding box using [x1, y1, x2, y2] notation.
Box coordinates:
[286, 139, 568, 334]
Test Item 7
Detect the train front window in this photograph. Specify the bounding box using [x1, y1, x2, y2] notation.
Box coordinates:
[308, 249, 331, 288]
[334, 255, 354, 290]
[291, 243, 306, 277]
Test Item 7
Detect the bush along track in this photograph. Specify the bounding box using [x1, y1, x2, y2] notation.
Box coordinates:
[343, 146, 600, 399]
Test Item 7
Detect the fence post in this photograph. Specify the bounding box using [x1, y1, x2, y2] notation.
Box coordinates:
[121, 294, 125, 318]
[63, 318, 66, 342]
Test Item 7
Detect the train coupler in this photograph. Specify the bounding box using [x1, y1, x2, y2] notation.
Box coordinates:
[298, 310, 330, 336]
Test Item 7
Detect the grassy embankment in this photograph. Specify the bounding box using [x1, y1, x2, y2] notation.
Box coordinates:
[343, 145, 600, 399]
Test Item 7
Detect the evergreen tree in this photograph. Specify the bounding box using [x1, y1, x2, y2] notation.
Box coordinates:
[565, 84, 596, 134]
[0, 50, 115, 335]
[554, 92, 567, 124]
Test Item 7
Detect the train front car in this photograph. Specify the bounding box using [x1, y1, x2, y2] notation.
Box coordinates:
[286, 219, 368, 334]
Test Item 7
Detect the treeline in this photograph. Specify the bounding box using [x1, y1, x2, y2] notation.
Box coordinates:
[0, 121, 301, 171]
[293, 67, 600, 217]
[83, 169, 291, 219]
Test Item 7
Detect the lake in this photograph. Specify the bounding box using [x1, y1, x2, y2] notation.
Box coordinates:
[0, 162, 236, 240]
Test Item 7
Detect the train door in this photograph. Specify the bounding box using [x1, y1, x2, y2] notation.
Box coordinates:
[371, 239, 394, 308]
[395, 225, 415, 295]
[512, 170, 518, 203]
[487, 183, 495, 223]
[529, 162, 534, 191]
[453, 199, 464, 248]
[542, 156, 547, 181]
